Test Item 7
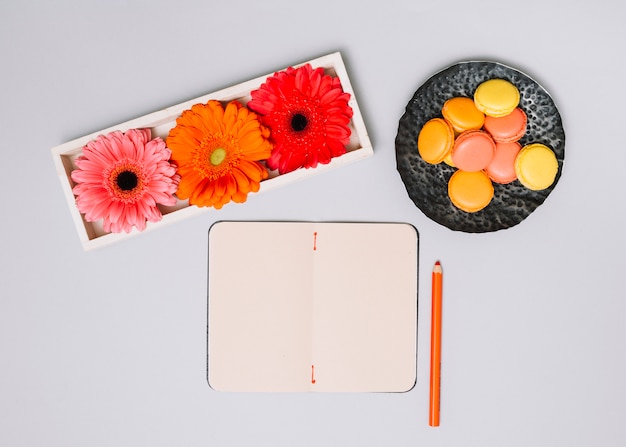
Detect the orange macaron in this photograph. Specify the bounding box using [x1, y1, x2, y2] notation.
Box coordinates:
[442, 96, 485, 134]
[448, 170, 494, 213]
[417, 118, 454, 164]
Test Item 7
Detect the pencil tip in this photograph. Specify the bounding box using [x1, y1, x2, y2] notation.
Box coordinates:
[433, 260, 442, 274]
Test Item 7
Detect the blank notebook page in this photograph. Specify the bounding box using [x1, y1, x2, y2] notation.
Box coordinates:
[207, 221, 418, 392]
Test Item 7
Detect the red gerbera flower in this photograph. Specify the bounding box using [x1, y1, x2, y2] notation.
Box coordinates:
[248, 64, 354, 174]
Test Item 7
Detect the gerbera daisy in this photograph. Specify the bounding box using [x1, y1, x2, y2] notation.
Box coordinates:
[71, 128, 180, 233]
[247, 63, 354, 174]
[166, 100, 273, 209]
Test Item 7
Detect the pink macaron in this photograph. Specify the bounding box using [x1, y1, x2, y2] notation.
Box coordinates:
[451, 130, 496, 172]
[485, 141, 522, 184]
[483, 107, 527, 143]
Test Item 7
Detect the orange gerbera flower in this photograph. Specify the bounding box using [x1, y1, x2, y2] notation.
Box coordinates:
[166, 100, 273, 209]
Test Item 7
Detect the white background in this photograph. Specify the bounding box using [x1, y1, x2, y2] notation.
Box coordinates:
[1, 0, 625, 446]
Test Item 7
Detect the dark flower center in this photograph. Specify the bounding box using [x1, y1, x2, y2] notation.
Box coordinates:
[290, 113, 308, 132]
[116, 170, 138, 191]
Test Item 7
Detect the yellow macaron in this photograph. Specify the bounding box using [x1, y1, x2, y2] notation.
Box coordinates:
[417, 118, 454, 164]
[514, 143, 559, 191]
[473, 79, 520, 118]
[443, 150, 455, 167]
[447, 170, 494, 213]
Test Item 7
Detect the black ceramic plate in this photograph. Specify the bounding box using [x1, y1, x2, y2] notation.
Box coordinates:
[395, 61, 565, 233]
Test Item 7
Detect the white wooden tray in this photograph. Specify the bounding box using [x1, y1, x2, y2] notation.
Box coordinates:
[51, 52, 373, 250]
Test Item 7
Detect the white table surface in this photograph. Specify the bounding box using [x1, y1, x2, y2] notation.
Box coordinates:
[2, 1, 625, 446]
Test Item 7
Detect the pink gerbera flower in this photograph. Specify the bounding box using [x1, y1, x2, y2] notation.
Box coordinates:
[247, 63, 354, 174]
[71, 128, 180, 233]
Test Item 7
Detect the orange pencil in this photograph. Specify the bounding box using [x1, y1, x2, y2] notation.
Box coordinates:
[429, 261, 443, 426]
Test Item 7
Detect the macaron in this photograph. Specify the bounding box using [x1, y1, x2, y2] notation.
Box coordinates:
[417, 118, 454, 164]
[485, 141, 521, 184]
[443, 150, 455, 167]
[451, 130, 496, 172]
[515, 143, 559, 191]
[441, 96, 485, 133]
[448, 170, 494, 213]
[473, 79, 520, 118]
[483, 107, 527, 143]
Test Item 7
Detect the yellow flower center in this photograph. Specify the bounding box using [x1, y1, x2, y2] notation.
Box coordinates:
[193, 134, 242, 181]
[210, 147, 227, 166]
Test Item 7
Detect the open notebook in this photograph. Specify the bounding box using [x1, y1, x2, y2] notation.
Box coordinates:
[207, 221, 419, 392]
